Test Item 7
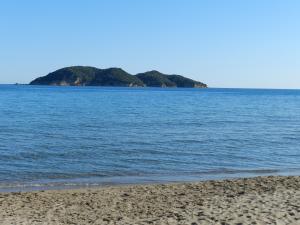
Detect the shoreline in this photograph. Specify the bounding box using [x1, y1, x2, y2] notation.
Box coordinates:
[1, 169, 300, 193]
[0, 176, 299, 224]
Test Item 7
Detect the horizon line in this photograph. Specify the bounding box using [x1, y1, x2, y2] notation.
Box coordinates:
[0, 83, 299, 90]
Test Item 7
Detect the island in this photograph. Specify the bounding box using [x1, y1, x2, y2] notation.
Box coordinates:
[29, 66, 207, 88]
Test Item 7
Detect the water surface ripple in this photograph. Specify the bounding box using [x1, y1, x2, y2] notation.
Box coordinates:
[0, 85, 299, 191]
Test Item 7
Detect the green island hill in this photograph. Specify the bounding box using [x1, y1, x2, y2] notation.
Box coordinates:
[29, 66, 207, 88]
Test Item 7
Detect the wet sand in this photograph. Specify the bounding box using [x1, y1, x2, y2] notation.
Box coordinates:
[0, 176, 299, 225]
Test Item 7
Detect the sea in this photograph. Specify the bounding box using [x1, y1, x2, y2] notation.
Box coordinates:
[0, 85, 299, 192]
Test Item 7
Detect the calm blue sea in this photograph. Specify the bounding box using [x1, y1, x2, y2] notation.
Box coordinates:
[0, 85, 299, 191]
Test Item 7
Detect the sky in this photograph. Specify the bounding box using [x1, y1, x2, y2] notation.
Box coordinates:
[0, 0, 300, 88]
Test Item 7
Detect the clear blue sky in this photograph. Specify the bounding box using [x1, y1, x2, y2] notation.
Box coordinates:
[1, 0, 299, 88]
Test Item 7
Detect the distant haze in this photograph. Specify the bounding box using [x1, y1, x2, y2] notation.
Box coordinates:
[1, 0, 300, 88]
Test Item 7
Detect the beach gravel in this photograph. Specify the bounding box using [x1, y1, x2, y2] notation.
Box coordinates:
[0, 176, 299, 225]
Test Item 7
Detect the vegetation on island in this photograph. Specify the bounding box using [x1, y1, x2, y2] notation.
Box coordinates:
[30, 66, 207, 88]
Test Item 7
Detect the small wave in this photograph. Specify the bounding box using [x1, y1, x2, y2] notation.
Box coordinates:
[1, 167, 299, 193]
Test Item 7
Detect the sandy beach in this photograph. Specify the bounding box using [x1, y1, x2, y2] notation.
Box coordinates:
[0, 176, 299, 225]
